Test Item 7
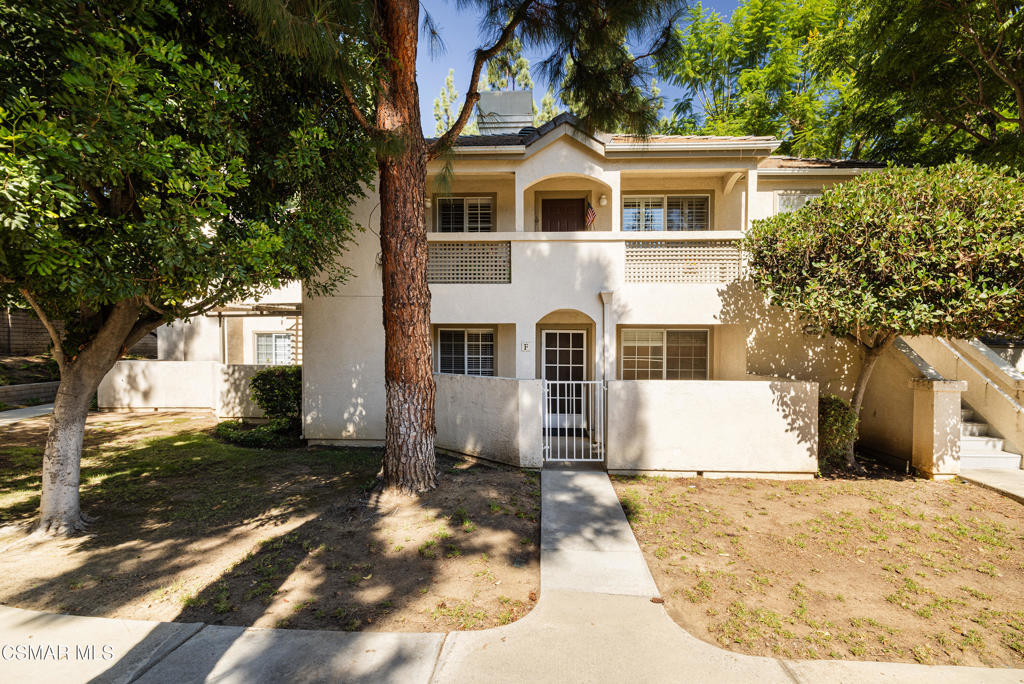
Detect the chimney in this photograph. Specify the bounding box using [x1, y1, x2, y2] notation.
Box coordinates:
[476, 90, 534, 135]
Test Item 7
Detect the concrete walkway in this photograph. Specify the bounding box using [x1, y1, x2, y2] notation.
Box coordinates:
[961, 468, 1024, 505]
[0, 402, 53, 427]
[2, 468, 1023, 683]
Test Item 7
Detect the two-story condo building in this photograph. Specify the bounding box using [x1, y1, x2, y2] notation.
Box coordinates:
[301, 98, 883, 478]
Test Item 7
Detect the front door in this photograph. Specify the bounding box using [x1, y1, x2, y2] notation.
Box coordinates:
[541, 198, 586, 232]
[542, 330, 586, 429]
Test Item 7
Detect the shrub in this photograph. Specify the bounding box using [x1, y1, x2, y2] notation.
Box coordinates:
[215, 365, 303, 449]
[214, 419, 304, 449]
[818, 395, 858, 471]
[250, 366, 302, 426]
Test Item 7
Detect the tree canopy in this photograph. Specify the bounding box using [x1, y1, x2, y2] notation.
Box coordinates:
[745, 159, 1024, 466]
[0, 0, 373, 533]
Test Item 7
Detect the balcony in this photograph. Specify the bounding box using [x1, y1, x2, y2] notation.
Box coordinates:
[425, 231, 743, 285]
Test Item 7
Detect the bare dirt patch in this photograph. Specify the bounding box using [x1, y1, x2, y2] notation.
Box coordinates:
[0, 411, 539, 632]
[612, 471, 1024, 667]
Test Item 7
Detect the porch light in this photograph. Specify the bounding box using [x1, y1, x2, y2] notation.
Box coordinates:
[598, 194, 607, 206]
[424, 197, 432, 208]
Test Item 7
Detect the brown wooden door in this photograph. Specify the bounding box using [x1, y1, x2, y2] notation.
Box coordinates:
[542, 198, 586, 232]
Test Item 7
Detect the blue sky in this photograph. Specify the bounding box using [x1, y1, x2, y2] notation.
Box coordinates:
[415, 1, 741, 134]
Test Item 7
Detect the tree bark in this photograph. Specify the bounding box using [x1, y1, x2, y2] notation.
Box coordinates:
[36, 369, 102, 535]
[376, 0, 438, 493]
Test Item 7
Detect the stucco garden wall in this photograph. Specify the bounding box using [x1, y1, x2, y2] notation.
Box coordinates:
[605, 379, 819, 476]
[434, 374, 542, 467]
[98, 360, 264, 419]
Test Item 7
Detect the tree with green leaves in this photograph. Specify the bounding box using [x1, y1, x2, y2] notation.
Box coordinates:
[486, 36, 533, 91]
[535, 87, 563, 126]
[819, 0, 1024, 167]
[0, 0, 373, 534]
[239, 0, 683, 493]
[434, 69, 462, 135]
[658, 0, 871, 158]
[745, 160, 1024, 469]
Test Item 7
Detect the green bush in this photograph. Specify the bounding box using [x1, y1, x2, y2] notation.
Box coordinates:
[214, 419, 304, 449]
[250, 365, 302, 425]
[818, 395, 858, 471]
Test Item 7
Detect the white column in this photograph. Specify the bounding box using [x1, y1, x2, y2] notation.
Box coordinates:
[606, 170, 621, 232]
[599, 291, 615, 381]
[744, 168, 758, 230]
[516, 319, 535, 378]
[514, 172, 526, 232]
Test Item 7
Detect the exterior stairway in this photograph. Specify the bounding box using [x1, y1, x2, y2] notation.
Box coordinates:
[961, 405, 1022, 470]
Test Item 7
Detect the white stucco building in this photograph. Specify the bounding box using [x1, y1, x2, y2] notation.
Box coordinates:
[301, 106, 884, 478]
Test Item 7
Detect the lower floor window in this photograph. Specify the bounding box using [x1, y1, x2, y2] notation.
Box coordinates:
[438, 329, 494, 376]
[256, 332, 293, 365]
[621, 329, 708, 380]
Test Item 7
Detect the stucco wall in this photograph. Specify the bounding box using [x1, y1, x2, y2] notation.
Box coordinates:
[98, 360, 264, 418]
[434, 373, 542, 467]
[606, 379, 818, 474]
[859, 345, 921, 462]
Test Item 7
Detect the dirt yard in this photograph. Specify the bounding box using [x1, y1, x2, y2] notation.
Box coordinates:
[612, 471, 1024, 667]
[0, 412, 539, 632]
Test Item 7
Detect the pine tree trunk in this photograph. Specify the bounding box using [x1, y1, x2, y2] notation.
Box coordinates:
[376, 0, 437, 493]
[36, 371, 101, 535]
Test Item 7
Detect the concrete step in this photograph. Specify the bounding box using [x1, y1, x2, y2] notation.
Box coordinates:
[961, 452, 1022, 470]
[961, 435, 1007, 453]
[961, 421, 989, 437]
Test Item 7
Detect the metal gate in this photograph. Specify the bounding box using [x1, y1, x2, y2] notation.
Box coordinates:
[542, 380, 606, 462]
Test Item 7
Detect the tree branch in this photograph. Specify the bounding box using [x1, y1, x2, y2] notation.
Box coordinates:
[338, 75, 376, 134]
[19, 289, 65, 370]
[428, 2, 534, 159]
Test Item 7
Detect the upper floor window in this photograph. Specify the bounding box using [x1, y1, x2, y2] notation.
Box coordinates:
[776, 192, 821, 214]
[255, 332, 293, 365]
[438, 329, 495, 376]
[437, 196, 493, 233]
[623, 195, 710, 231]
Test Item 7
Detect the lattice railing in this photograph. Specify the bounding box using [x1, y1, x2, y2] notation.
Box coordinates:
[624, 239, 742, 283]
[427, 241, 511, 283]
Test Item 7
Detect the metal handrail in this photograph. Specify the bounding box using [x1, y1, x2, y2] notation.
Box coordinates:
[937, 337, 1024, 416]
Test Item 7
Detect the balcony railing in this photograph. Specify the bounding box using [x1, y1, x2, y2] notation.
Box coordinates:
[425, 230, 742, 284]
[427, 241, 511, 283]
[624, 238, 742, 283]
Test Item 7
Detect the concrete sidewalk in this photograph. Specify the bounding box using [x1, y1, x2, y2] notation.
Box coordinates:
[961, 468, 1024, 505]
[2, 468, 1023, 683]
[0, 402, 53, 427]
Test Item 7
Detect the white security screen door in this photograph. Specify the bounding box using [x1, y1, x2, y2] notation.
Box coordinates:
[542, 330, 586, 427]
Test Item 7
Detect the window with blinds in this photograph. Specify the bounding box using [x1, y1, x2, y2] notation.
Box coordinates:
[621, 329, 708, 380]
[436, 197, 494, 232]
[438, 329, 495, 376]
[776, 192, 821, 214]
[255, 332, 293, 365]
[623, 195, 709, 231]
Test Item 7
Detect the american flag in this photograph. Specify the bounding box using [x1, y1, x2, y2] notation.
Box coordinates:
[585, 202, 597, 227]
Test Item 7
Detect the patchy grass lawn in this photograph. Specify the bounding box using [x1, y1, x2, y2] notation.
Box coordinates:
[0, 412, 539, 632]
[612, 471, 1024, 667]
[0, 354, 60, 386]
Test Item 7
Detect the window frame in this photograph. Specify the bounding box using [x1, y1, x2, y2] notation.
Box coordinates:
[436, 327, 496, 376]
[774, 191, 821, 214]
[622, 193, 712, 231]
[619, 327, 711, 380]
[254, 332, 294, 365]
[434, 195, 495, 233]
